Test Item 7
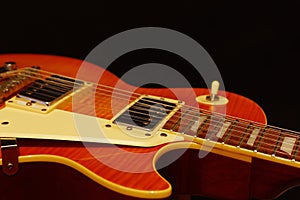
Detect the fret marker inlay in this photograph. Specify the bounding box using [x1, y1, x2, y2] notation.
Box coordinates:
[247, 128, 260, 146]
[216, 121, 231, 138]
[280, 137, 296, 155]
[190, 116, 206, 132]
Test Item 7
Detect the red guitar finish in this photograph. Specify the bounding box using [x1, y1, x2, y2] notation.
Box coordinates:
[0, 54, 299, 200]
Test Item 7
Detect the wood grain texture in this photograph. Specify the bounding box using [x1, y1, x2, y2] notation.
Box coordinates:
[0, 54, 269, 199]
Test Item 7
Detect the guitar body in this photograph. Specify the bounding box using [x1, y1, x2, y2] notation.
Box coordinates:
[0, 54, 298, 200]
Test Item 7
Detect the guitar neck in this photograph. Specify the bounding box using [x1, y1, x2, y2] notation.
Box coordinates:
[2, 65, 299, 167]
[163, 108, 300, 165]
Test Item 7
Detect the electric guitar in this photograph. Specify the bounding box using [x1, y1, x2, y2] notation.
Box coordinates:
[0, 54, 299, 200]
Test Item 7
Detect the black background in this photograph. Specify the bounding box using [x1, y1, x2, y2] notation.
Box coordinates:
[1, 1, 300, 199]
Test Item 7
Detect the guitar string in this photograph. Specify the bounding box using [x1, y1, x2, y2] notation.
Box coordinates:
[5, 73, 300, 158]
[159, 110, 300, 154]
[17, 68, 141, 97]
[10, 68, 300, 148]
[71, 91, 300, 151]
[12, 68, 296, 135]
[10, 69, 260, 122]
[76, 95, 299, 157]
[174, 117, 294, 154]
[1, 69, 139, 102]
[3, 69, 299, 159]
[13, 69, 296, 136]
[10, 69, 191, 117]
[167, 111, 300, 153]
[76, 89, 300, 152]
[12, 70, 141, 102]
[69, 92, 300, 154]
[11, 70, 300, 135]
[7, 68, 300, 149]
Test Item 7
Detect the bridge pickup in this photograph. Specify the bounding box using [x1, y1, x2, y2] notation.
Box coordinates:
[6, 74, 86, 113]
[113, 96, 182, 133]
[17, 75, 83, 106]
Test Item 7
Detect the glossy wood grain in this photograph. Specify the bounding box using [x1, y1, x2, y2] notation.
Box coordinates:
[0, 54, 269, 199]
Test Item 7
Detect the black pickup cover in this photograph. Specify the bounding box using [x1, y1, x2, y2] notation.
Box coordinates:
[17, 75, 83, 106]
[113, 97, 177, 131]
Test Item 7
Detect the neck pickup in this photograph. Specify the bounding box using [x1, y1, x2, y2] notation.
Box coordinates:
[112, 95, 183, 137]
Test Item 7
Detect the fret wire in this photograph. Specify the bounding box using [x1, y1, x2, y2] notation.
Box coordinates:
[206, 116, 224, 139]
[170, 109, 191, 131]
[292, 136, 300, 161]
[196, 117, 210, 137]
[77, 94, 300, 152]
[182, 115, 200, 134]
[237, 123, 251, 148]
[222, 120, 238, 144]
[169, 113, 182, 132]
[183, 117, 299, 150]
[272, 130, 283, 156]
[164, 109, 300, 158]
[182, 118, 296, 152]
[200, 122, 300, 154]
[168, 115, 284, 151]
[255, 127, 268, 152]
[68, 94, 300, 158]
[198, 127, 299, 154]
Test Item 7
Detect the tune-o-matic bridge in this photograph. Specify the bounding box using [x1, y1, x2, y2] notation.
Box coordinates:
[0, 67, 39, 105]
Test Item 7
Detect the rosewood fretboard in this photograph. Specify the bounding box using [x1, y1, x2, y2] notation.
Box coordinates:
[163, 108, 300, 162]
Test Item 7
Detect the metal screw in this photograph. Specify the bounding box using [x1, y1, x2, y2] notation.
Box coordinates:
[4, 61, 17, 71]
[7, 163, 14, 170]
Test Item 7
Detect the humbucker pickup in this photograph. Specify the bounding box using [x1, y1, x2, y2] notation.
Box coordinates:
[17, 75, 84, 106]
[113, 95, 183, 134]
[5, 71, 87, 114]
